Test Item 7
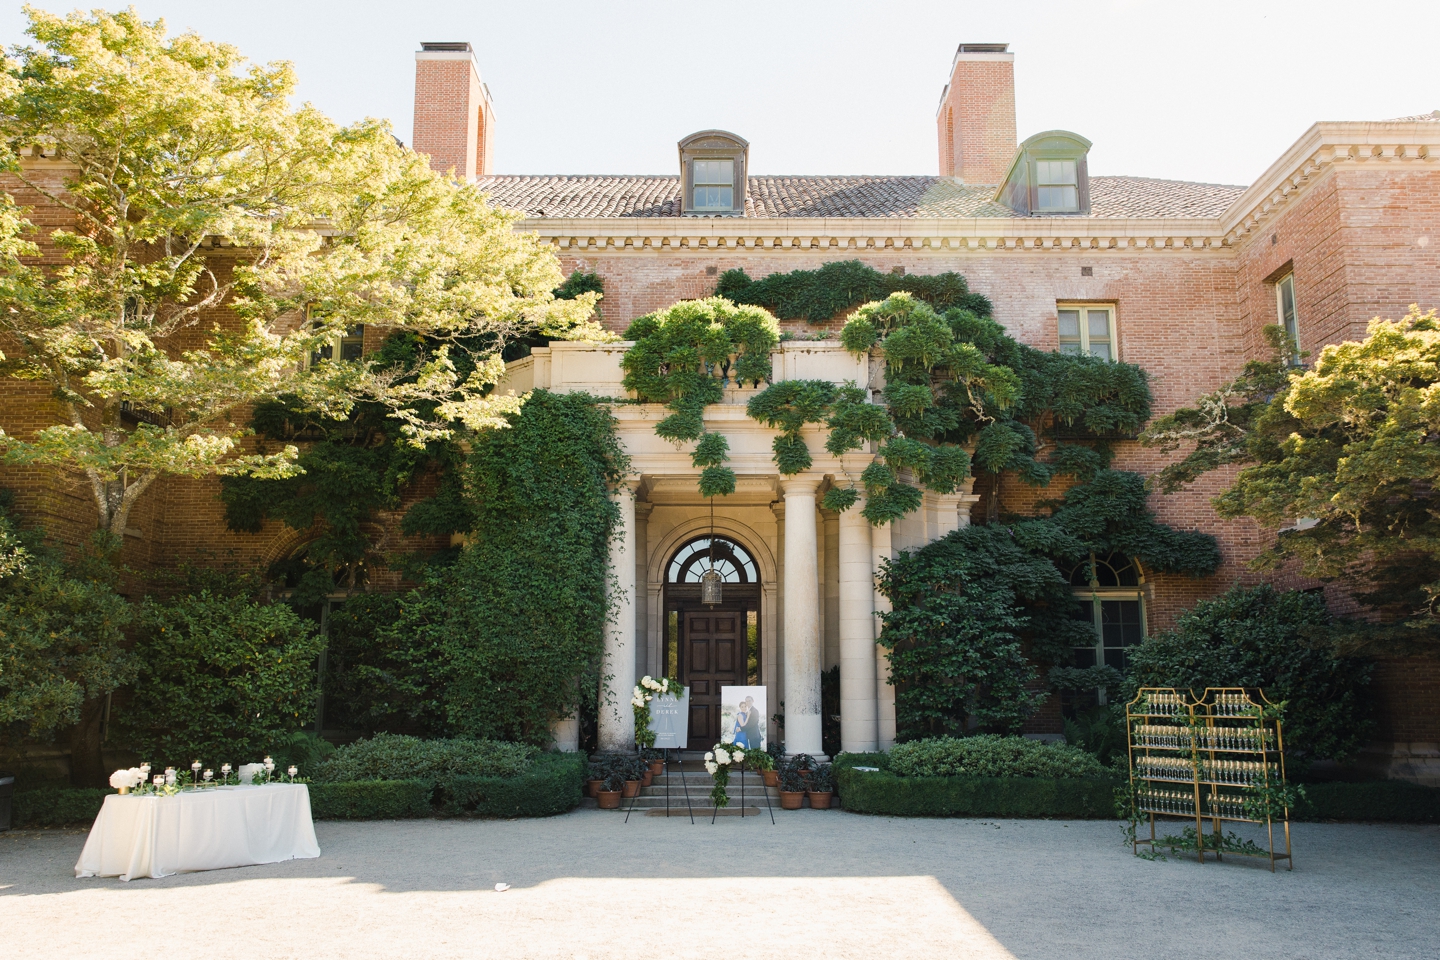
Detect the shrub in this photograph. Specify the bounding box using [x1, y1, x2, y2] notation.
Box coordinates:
[307, 780, 434, 820]
[320, 592, 448, 737]
[1294, 781, 1440, 823]
[1127, 585, 1372, 762]
[122, 592, 323, 763]
[437, 753, 584, 818]
[12, 787, 108, 827]
[887, 735, 1110, 780]
[313, 733, 536, 783]
[834, 768, 1117, 818]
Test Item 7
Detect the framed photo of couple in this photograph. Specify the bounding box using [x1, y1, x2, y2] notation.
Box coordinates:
[719, 686, 766, 752]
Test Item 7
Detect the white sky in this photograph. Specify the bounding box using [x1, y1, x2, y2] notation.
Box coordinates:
[4, 1, 1438, 186]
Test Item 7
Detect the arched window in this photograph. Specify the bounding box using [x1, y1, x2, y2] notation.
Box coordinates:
[1068, 551, 1146, 675]
[666, 536, 757, 584]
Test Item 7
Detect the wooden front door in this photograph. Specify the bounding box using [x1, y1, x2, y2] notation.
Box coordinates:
[684, 609, 743, 750]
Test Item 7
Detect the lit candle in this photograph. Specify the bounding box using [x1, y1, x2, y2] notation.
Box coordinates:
[288, 766, 298, 778]
[203, 769, 213, 781]
[221, 763, 231, 776]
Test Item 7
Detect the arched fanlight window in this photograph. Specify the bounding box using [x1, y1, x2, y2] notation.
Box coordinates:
[1068, 551, 1146, 684]
[666, 536, 757, 584]
[1069, 551, 1141, 588]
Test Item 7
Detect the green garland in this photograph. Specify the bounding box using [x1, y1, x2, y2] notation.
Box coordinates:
[620, 297, 779, 497]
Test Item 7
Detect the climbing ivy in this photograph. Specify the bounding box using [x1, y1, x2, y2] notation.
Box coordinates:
[383, 390, 628, 743]
[878, 471, 1221, 739]
[716, 260, 991, 324]
[621, 297, 779, 497]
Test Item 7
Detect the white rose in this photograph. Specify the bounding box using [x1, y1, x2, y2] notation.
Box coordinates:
[715, 748, 731, 765]
[109, 769, 134, 789]
[734, 750, 746, 763]
[705, 761, 718, 775]
[721, 732, 735, 744]
[704, 751, 714, 762]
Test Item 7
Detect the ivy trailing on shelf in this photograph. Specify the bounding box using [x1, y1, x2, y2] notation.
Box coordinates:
[716, 260, 991, 324]
[620, 297, 779, 497]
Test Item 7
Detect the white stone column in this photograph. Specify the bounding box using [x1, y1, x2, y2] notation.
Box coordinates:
[872, 520, 897, 750]
[598, 480, 637, 753]
[838, 496, 878, 753]
[782, 476, 825, 758]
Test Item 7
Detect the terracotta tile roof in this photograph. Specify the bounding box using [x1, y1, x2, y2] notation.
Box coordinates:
[475, 174, 1247, 221]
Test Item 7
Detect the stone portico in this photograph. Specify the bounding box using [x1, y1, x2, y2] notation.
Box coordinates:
[501, 341, 979, 757]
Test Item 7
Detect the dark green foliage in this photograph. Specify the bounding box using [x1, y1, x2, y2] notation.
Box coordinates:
[888, 735, 1110, 779]
[1062, 703, 1128, 767]
[0, 501, 133, 741]
[717, 261, 988, 324]
[746, 379, 839, 476]
[314, 733, 537, 782]
[1293, 780, 1440, 823]
[221, 334, 474, 602]
[10, 787, 108, 827]
[1127, 585, 1372, 762]
[122, 592, 324, 762]
[553, 270, 604, 307]
[821, 665, 840, 758]
[820, 486, 859, 512]
[878, 524, 1098, 738]
[307, 779, 435, 820]
[834, 767, 1119, 818]
[386, 391, 626, 742]
[320, 593, 448, 737]
[698, 465, 736, 498]
[436, 753, 584, 817]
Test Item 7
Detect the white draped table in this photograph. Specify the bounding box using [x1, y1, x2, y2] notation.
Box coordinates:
[75, 783, 321, 881]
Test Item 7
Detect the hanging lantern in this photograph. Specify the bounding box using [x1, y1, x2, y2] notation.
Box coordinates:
[700, 567, 723, 606]
[701, 496, 722, 606]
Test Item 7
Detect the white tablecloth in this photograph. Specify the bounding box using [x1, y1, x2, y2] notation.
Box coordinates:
[74, 783, 320, 881]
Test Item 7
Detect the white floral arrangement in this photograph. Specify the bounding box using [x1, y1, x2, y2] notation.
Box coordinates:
[631, 675, 681, 750]
[110, 755, 303, 795]
[704, 740, 747, 807]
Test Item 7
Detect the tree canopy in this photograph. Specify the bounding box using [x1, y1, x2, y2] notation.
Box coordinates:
[0, 7, 601, 537]
[1144, 308, 1440, 653]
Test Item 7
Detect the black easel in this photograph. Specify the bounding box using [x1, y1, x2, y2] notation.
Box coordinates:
[625, 747, 693, 824]
[710, 759, 775, 825]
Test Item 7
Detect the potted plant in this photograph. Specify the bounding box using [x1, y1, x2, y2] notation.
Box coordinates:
[747, 749, 778, 787]
[621, 756, 644, 798]
[787, 753, 818, 780]
[778, 769, 807, 810]
[597, 772, 624, 810]
[585, 759, 606, 798]
[806, 763, 835, 810]
[641, 747, 664, 777]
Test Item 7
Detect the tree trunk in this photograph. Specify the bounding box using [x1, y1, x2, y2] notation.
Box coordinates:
[68, 697, 108, 788]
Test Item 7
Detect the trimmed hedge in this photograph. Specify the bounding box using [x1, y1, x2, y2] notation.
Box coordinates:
[10, 754, 584, 826]
[437, 753, 584, 818]
[308, 779, 434, 820]
[835, 765, 1119, 818]
[1294, 781, 1440, 823]
[12, 787, 108, 827]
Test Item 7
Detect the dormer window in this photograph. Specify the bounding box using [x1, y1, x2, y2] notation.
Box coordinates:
[692, 160, 734, 211]
[1036, 159, 1078, 212]
[678, 130, 748, 216]
[995, 130, 1092, 216]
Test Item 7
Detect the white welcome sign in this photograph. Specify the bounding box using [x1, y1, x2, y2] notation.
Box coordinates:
[648, 688, 690, 749]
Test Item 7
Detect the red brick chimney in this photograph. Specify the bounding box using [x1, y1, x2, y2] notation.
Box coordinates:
[412, 42, 495, 180]
[935, 44, 1017, 185]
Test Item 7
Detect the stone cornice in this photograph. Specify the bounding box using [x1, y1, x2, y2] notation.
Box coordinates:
[1218, 120, 1440, 243]
[522, 215, 1233, 254]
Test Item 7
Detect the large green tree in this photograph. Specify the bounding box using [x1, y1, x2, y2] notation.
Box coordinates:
[0, 7, 601, 540]
[1143, 308, 1440, 653]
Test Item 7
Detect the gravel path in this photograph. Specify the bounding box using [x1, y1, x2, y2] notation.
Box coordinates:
[2, 809, 1437, 959]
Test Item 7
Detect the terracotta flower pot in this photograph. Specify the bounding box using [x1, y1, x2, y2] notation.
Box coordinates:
[641, 770, 654, 787]
[762, 769, 779, 788]
[622, 779, 642, 798]
[807, 790, 834, 810]
[585, 778, 602, 798]
[779, 790, 805, 810]
[649, 759, 664, 776]
[597, 789, 622, 809]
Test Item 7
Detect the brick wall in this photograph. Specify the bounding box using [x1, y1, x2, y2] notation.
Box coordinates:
[936, 52, 1017, 185]
[412, 52, 492, 180]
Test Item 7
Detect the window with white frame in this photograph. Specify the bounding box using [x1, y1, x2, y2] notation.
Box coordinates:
[1275, 273, 1300, 365]
[1057, 305, 1115, 359]
[691, 159, 734, 213]
[1035, 159, 1079, 212]
[310, 324, 365, 366]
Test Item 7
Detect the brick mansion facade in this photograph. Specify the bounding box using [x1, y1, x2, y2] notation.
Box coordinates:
[3, 42, 1438, 775]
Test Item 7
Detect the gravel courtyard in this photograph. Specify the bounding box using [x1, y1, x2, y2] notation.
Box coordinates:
[2, 809, 1437, 959]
